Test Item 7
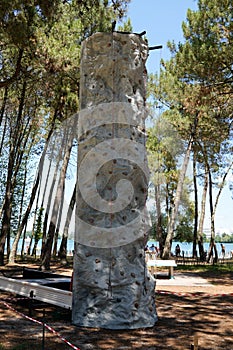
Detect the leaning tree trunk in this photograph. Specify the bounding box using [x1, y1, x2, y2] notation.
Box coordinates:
[207, 168, 218, 263]
[41, 125, 74, 270]
[162, 137, 193, 259]
[58, 183, 76, 264]
[192, 150, 198, 258]
[155, 184, 163, 256]
[198, 166, 208, 261]
[52, 182, 65, 257]
[72, 32, 157, 329]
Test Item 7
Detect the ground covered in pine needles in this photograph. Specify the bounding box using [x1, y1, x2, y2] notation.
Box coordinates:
[0, 261, 233, 350]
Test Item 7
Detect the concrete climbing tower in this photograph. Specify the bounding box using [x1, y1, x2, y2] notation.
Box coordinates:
[72, 32, 157, 329]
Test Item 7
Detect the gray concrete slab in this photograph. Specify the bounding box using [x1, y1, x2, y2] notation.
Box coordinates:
[155, 272, 212, 287]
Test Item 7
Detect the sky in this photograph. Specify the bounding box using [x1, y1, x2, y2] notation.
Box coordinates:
[126, 0, 198, 74]
[124, 0, 233, 235]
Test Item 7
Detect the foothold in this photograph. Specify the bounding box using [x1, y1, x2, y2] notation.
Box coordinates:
[85, 252, 92, 257]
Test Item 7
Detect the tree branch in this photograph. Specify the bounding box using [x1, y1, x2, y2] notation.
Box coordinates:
[0, 48, 24, 88]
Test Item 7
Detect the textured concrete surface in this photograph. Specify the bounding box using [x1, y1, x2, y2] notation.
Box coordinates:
[156, 272, 213, 287]
[72, 32, 157, 329]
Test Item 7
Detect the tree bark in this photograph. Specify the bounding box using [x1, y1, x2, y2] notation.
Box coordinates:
[207, 168, 218, 263]
[197, 167, 208, 260]
[0, 86, 8, 126]
[0, 81, 27, 265]
[8, 125, 55, 264]
[41, 126, 74, 270]
[192, 150, 198, 257]
[52, 182, 65, 257]
[162, 137, 193, 259]
[41, 131, 65, 255]
[58, 183, 76, 264]
[155, 184, 163, 256]
[8, 160, 28, 264]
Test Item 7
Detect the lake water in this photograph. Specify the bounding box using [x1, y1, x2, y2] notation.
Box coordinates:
[10, 238, 233, 259]
[148, 240, 233, 258]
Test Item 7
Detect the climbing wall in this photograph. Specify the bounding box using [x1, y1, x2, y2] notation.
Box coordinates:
[72, 32, 157, 329]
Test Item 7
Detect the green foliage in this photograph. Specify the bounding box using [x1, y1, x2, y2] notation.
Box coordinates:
[147, 0, 233, 255]
[174, 215, 194, 242]
[117, 18, 133, 32]
[0, 0, 130, 263]
[177, 264, 233, 273]
[147, 116, 195, 243]
[215, 233, 233, 243]
[149, 211, 168, 240]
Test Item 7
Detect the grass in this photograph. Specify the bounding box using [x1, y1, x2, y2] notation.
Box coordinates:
[176, 263, 233, 273]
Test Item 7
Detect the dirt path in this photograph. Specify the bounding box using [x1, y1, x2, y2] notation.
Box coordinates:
[0, 263, 233, 350]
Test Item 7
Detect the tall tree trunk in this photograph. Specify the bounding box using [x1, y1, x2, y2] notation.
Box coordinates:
[0, 142, 16, 265]
[197, 167, 208, 261]
[20, 226, 27, 258]
[59, 183, 76, 264]
[162, 138, 193, 259]
[155, 184, 163, 256]
[8, 142, 32, 264]
[0, 116, 7, 157]
[0, 81, 26, 265]
[8, 173, 40, 264]
[30, 178, 43, 256]
[192, 150, 198, 257]
[41, 133, 65, 255]
[207, 168, 218, 263]
[0, 86, 8, 126]
[52, 182, 65, 257]
[41, 128, 74, 270]
[8, 126, 55, 263]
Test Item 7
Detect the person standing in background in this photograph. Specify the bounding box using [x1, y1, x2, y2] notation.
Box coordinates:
[221, 243, 225, 258]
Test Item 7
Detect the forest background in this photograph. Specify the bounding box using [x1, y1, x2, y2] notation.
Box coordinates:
[0, 0, 232, 268]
